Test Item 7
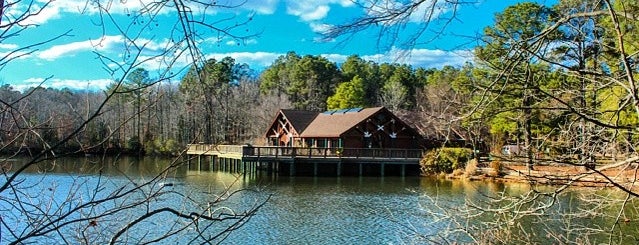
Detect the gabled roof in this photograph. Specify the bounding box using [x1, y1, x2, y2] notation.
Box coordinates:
[279, 109, 319, 134]
[300, 107, 385, 138]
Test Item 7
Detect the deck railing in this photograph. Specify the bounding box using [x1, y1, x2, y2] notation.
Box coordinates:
[187, 144, 424, 159]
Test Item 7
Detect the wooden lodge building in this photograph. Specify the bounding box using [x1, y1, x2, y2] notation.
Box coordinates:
[265, 107, 424, 150]
[187, 107, 426, 177]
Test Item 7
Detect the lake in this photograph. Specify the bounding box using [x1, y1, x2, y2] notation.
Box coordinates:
[2, 156, 638, 244]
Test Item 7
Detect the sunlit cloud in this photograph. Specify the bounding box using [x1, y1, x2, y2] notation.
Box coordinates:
[37, 35, 175, 61]
[288, 4, 330, 21]
[0, 50, 31, 61]
[285, 0, 355, 22]
[310, 22, 333, 33]
[205, 48, 471, 71]
[365, 0, 455, 25]
[15, 78, 113, 91]
[12, 0, 278, 25]
[244, 39, 258, 45]
[38, 35, 124, 61]
[14, 47, 473, 91]
[234, 0, 280, 14]
[362, 47, 472, 68]
[319, 53, 348, 63]
[206, 52, 284, 68]
[0, 43, 20, 50]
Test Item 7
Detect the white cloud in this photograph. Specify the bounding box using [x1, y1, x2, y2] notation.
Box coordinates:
[365, 0, 454, 25]
[0, 44, 19, 50]
[309, 22, 333, 33]
[13, 0, 276, 25]
[14, 48, 472, 91]
[285, 0, 358, 22]
[14, 78, 113, 91]
[226, 40, 239, 46]
[224, 38, 256, 46]
[319, 53, 348, 63]
[0, 49, 31, 62]
[38, 35, 124, 61]
[282, 0, 358, 41]
[206, 48, 471, 70]
[11, 0, 105, 25]
[338, 0, 355, 7]
[362, 47, 472, 68]
[233, 0, 280, 14]
[301, 5, 330, 21]
[245, 39, 259, 45]
[37, 35, 174, 61]
[409, 0, 452, 23]
[206, 52, 284, 68]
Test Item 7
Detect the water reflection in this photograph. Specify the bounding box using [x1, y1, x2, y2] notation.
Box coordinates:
[2, 156, 638, 244]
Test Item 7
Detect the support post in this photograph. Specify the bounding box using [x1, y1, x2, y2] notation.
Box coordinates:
[314, 162, 318, 176]
[380, 163, 385, 177]
[289, 162, 295, 176]
[336, 162, 341, 176]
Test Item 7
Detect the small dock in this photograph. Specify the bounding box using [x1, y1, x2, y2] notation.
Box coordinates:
[186, 144, 423, 177]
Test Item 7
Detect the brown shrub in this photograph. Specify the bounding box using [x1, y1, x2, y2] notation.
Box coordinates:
[488, 160, 503, 176]
[464, 159, 479, 177]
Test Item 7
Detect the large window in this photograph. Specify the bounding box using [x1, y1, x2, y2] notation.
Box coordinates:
[330, 139, 340, 148]
[317, 139, 327, 148]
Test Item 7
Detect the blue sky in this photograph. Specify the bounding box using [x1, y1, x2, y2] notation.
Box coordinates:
[1, 0, 554, 91]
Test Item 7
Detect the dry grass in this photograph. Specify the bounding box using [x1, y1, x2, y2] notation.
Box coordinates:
[503, 164, 639, 187]
[488, 161, 503, 177]
[464, 159, 479, 177]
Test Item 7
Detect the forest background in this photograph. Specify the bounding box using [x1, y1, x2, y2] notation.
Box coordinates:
[4, 0, 639, 244]
[4, 1, 638, 163]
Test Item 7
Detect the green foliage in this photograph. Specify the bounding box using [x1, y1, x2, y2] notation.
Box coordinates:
[180, 57, 237, 98]
[326, 75, 367, 110]
[127, 136, 143, 153]
[420, 147, 472, 174]
[259, 52, 340, 111]
[144, 138, 181, 156]
[341, 55, 382, 105]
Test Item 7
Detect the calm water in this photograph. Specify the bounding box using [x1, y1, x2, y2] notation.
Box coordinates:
[2, 156, 638, 244]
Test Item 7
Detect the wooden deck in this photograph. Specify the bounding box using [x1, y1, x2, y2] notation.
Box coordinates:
[186, 144, 424, 176]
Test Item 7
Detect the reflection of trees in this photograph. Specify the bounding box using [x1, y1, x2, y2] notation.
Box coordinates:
[0, 1, 267, 243]
[328, 0, 639, 243]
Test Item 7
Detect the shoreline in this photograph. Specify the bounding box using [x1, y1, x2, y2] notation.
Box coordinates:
[443, 164, 639, 189]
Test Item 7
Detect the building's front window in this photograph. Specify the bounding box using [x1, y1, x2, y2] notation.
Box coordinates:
[317, 139, 327, 148]
[330, 139, 339, 149]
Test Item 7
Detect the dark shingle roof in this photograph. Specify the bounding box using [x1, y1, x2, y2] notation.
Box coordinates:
[300, 107, 385, 138]
[280, 109, 319, 134]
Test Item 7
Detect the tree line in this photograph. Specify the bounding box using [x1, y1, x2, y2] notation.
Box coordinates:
[3, 0, 639, 243]
[5, 1, 639, 162]
[0, 52, 453, 156]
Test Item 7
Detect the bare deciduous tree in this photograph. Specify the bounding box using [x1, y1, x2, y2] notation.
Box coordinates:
[0, 0, 268, 243]
[328, 0, 639, 243]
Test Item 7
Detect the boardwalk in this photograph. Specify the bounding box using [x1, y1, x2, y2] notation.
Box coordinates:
[186, 144, 424, 177]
